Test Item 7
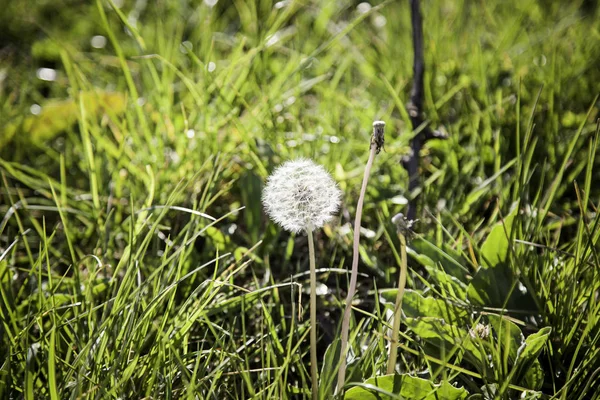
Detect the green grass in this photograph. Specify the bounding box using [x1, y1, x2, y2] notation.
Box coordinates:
[1, 0, 600, 398]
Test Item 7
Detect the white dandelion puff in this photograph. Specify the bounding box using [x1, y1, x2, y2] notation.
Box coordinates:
[262, 158, 342, 233]
[262, 157, 341, 397]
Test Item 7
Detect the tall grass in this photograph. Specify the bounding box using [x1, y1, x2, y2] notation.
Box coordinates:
[1, 0, 600, 398]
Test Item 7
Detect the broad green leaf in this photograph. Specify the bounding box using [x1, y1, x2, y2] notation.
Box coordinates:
[424, 265, 468, 300]
[479, 206, 517, 268]
[522, 358, 545, 390]
[514, 327, 551, 388]
[345, 374, 468, 400]
[483, 316, 549, 390]
[466, 266, 537, 310]
[403, 250, 468, 299]
[404, 317, 480, 356]
[487, 314, 524, 362]
[411, 239, 470, 283]
[466, 264, 514, 307]
[399, 290, 469, 324]
[518, 327, 551, 363]
[404, 316, 499, 372]
[467, 209, 537, 310]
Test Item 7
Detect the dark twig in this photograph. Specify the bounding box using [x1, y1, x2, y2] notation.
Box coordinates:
[402, 0, 447, 221]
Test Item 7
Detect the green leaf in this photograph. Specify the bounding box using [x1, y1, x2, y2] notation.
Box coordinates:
[467, 208, 537, 310]
[404, 317, 480, 356]
[403, 315, 500, 372]
[518, 327, 551, 363]
[239, 171, 264, 243]
[345, 374, 468, 400]
[359, 245, 377, 268]
[466, 263, 514, 307]
[429, 268, 468, 300]
[466, 267, 537, 310]
[522, 359, 545, 390]
[514, 327, 551, 388]
[48, 329, 59, 400]
[401, 290, 469, 323]
[479, 206, 517, 268]
[484, 317, 549, 390]
[459, 160, 517, 216]
[404, 249, 468, 299]
[411, 239, 470, 283]
[487, 314, 524, 362]
[319, 338, 341, 398]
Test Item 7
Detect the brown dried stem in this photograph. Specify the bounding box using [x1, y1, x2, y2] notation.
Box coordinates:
[336, 121, 385, 395]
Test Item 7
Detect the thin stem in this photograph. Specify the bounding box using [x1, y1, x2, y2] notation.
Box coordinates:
[307, 226, 319, 400]
[387, 232, 408, 374]
[406, 0, 425, 221]
[335, 144, 377, 395]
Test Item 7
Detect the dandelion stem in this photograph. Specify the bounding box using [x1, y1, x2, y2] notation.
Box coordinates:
[336, 144, 377, 395]
[307, 226, 319, 400]
[387, 231, 408, 374]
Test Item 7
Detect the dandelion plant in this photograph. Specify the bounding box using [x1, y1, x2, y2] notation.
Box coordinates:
[262, 158, 342, 400]
[336, 121, 385, 395]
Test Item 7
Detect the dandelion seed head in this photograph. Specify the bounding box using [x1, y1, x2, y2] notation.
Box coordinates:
[262, 158, 342, 233]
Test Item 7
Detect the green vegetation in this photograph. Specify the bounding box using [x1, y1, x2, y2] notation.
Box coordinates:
[1, 0, 599, 398]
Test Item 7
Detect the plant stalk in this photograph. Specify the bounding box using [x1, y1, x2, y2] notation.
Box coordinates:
[335, 144, 378, 395]
[307, 226, 319, 400]
[402, 0, 447, 219]
[387, 231, 408, 374]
